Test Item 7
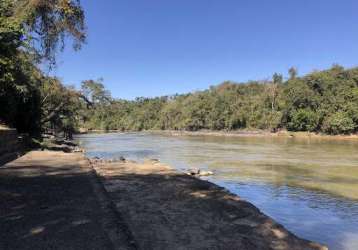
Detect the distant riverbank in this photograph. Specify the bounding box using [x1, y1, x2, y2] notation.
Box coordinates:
[79, 128, 358, 140]
[153, 129, 358, 140]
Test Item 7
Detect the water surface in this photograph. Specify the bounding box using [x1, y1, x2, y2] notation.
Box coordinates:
[77, 132, 358, 250]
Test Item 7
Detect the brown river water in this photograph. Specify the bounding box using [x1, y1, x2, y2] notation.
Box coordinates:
[77, 132, 358, 250]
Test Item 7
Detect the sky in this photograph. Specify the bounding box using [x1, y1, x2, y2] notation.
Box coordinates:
[52, 0, 358, 99]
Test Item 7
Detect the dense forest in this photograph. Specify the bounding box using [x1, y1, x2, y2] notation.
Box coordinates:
[1, 1, 358, 137]
[80, 66, 358, 135]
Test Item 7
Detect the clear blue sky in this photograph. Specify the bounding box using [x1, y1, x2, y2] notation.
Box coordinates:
[52, 0, 358, 99]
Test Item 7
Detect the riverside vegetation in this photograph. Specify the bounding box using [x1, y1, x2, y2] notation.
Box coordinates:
[80, 66, 358, 135]
[1, 1, 358, 138]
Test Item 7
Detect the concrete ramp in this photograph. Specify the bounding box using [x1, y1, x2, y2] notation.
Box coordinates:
[0, 151, 134, 250]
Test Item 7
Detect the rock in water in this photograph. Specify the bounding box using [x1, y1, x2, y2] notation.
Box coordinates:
[186, 169, 214, 176]
[199, 170, 214, 176]
[187, 168, 200, 176]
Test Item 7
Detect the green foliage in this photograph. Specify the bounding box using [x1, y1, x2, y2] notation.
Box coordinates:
[0, 0, 86, 136]
[15, 0, 86, 63]
[81, 79, 111, 104]
[287, 109, 319, 132]
[78, 66, 358, 135]
[322, 112, 356, 135]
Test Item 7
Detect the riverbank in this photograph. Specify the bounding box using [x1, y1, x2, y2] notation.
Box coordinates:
[0, 149, 327, 249]
[92, 157, 327, 249]
[79, 128, 358, 141]
[151, 129, 358, 141]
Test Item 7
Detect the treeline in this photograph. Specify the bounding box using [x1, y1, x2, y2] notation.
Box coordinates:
[0, 0, 86, 138]
[82, 65, 358, 135]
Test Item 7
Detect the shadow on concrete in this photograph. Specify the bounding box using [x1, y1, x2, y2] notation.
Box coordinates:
[0, 163, 120, 250]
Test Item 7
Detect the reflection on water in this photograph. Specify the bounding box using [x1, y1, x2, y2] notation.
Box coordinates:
[77, 132, 358, 250]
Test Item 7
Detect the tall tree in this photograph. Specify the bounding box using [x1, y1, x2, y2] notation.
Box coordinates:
[81, 79, 111, 105]
[288, 67, 298, 80]
[267, 73, 282, 112]
[0, 0, 86, 134]
[13, 0, 86, 63]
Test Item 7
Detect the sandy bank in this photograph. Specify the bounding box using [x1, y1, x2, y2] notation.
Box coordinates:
[92, 159, 327, 250]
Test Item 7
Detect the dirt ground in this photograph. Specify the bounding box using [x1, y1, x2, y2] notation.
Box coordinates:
[93, 160, 327, 250]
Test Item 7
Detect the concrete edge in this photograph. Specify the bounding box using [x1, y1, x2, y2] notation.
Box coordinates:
[85, 158, 138, 250]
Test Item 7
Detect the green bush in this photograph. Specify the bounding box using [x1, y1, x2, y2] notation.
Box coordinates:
[287, 109, 319, 132]
[322, 112, 355, 135]
[258, 111, 282, 130]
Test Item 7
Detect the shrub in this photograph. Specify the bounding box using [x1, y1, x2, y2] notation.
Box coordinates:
[322, 112, 355, 135]
[258, 111, 283, 130]
[287, 109, 319, 132]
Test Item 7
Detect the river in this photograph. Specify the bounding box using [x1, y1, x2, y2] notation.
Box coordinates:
[77, 132, 358, 250]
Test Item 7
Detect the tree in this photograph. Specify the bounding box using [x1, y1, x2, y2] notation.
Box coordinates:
[273, 73, 283, 85]
[288, 67, 298, 80]
[13, 0, 86, 63]
[81, 79, 111, 105]
[40, 77, 82, 138]
[0, 0, 86, 135]
[266, 73, 282, 113]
